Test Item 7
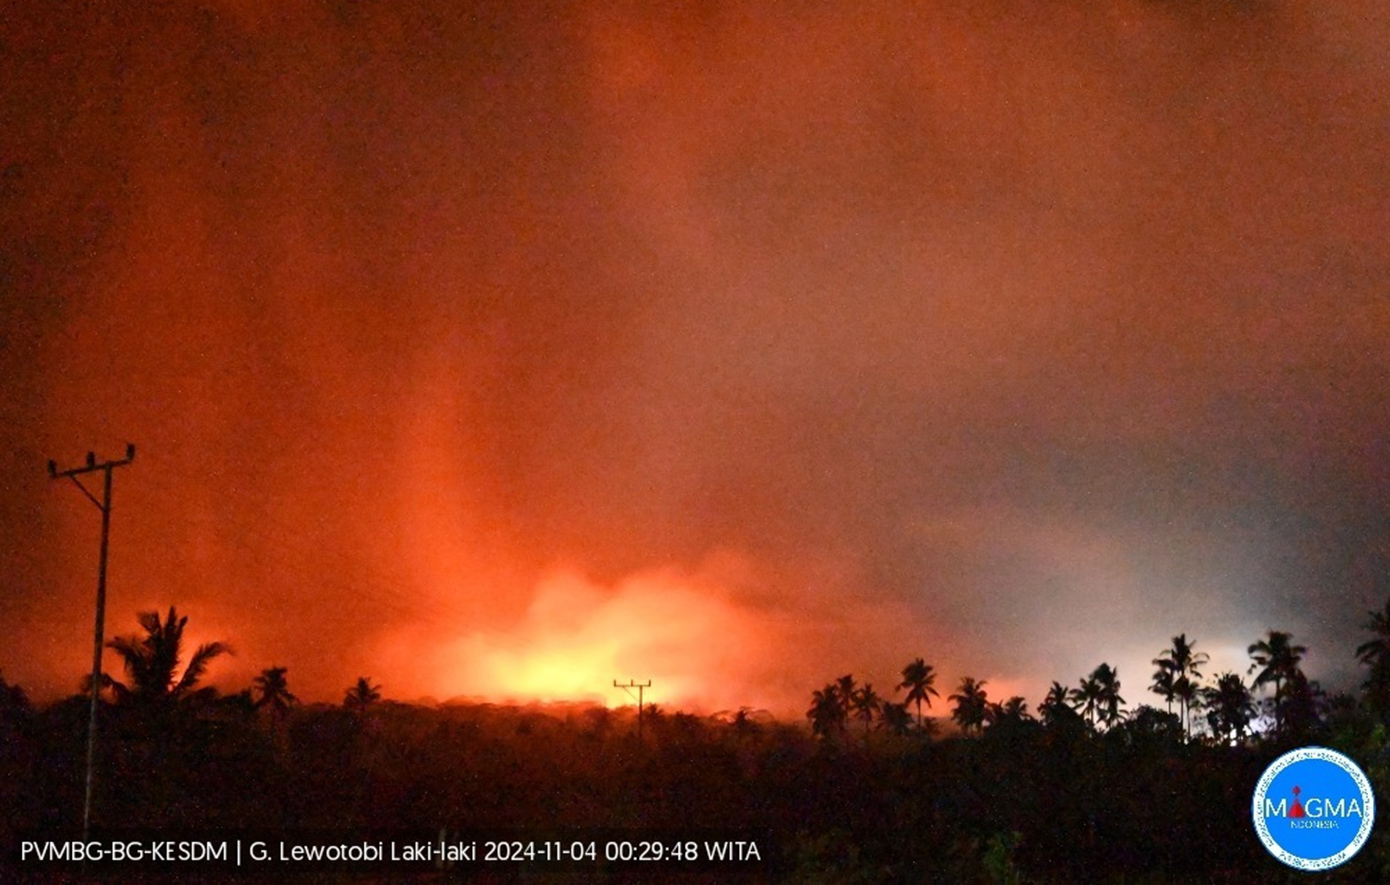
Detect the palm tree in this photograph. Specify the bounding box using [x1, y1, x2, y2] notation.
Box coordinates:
[1069, 674, 1101, 728]
[949, 677, 989, 735]
[850, 684, 881, 738]
[898, 658, 940, 729]
[1355, 598, 1390, 717]
[105, 607, 230, 710]
[344, 676, 382, 712]
[729, 707, 758, 740]
[877, 702, 913, 737]
[998, 696, 1030, 721]
[807, 685, 845, 740]
[253, 665, 297, 755]
[984, 696, 1032, 732]
[1280, 671, 1326, 738]
[1040, 681, 1083, 729]
[1071, 664, 1124, 730]
[835, 674, 857, 721]
[1041, 681, 1068, 710]
[1248, 630, 1306, 735]
[1163, 635, 1207, 738]
[1203, 672, 1255, 744]
[1173, 676, 1201, 740]
[1149, 662, 1176, 717]
[253, 666, 298, 714]
[1093, 664, 1126, 729]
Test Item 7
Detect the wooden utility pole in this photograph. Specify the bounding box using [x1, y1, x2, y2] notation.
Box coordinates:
[614, 679, 652, 739]
[48, 443, 136, 841]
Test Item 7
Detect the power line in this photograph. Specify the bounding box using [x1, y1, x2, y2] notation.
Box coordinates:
[47, 443, 136, 844]
[35, 419, 558, 702]
[38, 416, 490, 630]
[43, 418, 477, 629]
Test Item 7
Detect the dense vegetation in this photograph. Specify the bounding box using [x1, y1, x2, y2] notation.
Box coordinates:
[3, 599, 1390, 882]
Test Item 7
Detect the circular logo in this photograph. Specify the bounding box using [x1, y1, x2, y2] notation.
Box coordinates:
[1252, 746, 1376, 871]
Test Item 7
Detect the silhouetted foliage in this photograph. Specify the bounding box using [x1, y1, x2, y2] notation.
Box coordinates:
[834, 673, 856, 721]
[253, 665, 298, 714]
[898, 657, 939, 728]
[949, 677, 989, 735]
[7, 604, 1390, 882]
[1071, 663, 1125, 730]
[1039, 680, 1083, 730]
[1109, 704, 1183, 752]
[807, 684, 845, 740]
[343, 676, 381, 712]
[105, 606, 230, 711]
[1248, 629, 1306, 736]
[1153, 634, 1207, 739]
[1356, 598, 1390, 719]
[849, 684, 881, 738]
[1203, 671, 1255, 743]
[877, 701, 912, 737]
[0, 670, 31, 722]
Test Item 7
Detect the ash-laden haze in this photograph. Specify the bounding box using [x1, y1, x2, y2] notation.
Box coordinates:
[1, 1, 1387, 716]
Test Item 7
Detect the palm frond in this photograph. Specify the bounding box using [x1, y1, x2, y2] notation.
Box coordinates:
[174, 641, 232, 697]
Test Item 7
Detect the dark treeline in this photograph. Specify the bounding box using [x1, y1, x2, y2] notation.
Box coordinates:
[3, 601, 1390, 881]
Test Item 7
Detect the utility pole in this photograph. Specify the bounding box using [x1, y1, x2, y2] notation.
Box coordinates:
[48, 443, 136, 842]
[613, 679, 652, 740]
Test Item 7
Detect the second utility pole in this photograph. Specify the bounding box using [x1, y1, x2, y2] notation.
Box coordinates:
[49, 443, 136, 843]
[614, 679, 652, 740]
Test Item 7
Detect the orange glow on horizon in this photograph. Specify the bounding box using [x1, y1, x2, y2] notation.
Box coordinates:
[381, 567, 767, 711]
[366, 556, 945, 718]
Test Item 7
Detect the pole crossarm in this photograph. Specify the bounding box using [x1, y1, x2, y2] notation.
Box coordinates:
[49, 443, 135, 481]
[613, 679, 651, 703]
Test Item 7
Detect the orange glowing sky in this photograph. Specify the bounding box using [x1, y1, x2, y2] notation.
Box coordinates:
[2, 1, 1387, 717]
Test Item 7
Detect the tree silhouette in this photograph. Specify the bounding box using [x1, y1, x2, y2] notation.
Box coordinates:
[1355, 597, 1390, 718]
[344, 676, 382, 712]
[0, 670, 31, 749]
[1094, 664, 1125, 729]
[807, 685, 845, 740]
[984, 696, 1033, 738]
[729, 707, 758, 740]
[0, 670, 30, 716]
[1203, 672, 1255, 744]
[1069, 673, 1101, 728]
[643, 704, 667, 738]
[1279, 671, 1326, 739]
[1149, 663, 1176, 717]
[1152, 634, 1207, 739]
[997, 696, 1030, 721]
[1173, 674, 1200, 740]
[850, 684, 881, 738]
[835, 674, 857, 722]
[897, 658, 940, 729]
[253, 666, 298, 714]
[1113, 705, 1184, 748]
[877, 702, 913, 737]
[105, 607, 230, 710]
[253, 665, 298, 752]
[1247, 630, 1306, 735]
[1072, 664, 1124, 730]
[949, 677, 989, 735]
[1039, 681, 1084, 729]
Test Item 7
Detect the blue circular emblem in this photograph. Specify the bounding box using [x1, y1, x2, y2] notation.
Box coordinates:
[1252, 746, 1376, 871]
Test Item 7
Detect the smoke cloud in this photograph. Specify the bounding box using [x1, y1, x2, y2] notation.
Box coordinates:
[2, 1, 1386, 715]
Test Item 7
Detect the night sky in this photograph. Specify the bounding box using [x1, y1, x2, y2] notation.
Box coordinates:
[2, 0, 1387, 716]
